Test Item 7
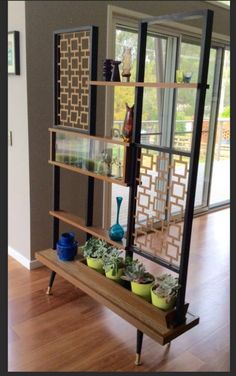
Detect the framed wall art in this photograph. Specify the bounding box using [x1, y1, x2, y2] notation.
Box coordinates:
[8, 31, 20, 75]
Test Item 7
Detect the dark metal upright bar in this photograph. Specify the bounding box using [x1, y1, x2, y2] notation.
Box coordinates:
[126, 21, 148, 258]
[176, 10, 214, 322]
[47, 164, 60, 294]
[86, 26, 98, 236]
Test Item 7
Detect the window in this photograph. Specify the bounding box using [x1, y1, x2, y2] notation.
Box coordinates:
[109, 24, 230, 227]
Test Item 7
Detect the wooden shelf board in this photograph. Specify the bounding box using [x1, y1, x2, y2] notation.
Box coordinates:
[49, 210, 126, 249]
[36, 248, 199, 345]
[89, 80, 199, 89]
[48, 160, 128, 187]
[49, 127, 130, 146]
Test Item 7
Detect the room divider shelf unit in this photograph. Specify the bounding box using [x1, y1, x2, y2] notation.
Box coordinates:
[36, 9, 213, 366]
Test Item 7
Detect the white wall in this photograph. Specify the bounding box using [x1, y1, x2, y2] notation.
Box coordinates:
[8, 1, 32, 268]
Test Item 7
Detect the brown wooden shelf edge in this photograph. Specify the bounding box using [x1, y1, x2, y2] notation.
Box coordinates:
[48, 160, 129, 187]
[36, 249, 199, 346]
[49, 210, 126, 249]
[89, 80, 200, 89]
[49, 127, 130, 146]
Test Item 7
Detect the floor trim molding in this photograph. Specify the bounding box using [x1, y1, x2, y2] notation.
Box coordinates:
[8, 246, 43, 270]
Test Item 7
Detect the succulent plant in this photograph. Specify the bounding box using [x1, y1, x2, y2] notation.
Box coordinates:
[152, 274, 180, 301]
[121, 258, 154, 284]
[102, 247, 124, 275]
[82, 237, 109, 259]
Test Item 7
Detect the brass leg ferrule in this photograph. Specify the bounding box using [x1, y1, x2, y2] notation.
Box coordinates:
[46, 286, 52, 295]
[135, 353, 142, 366]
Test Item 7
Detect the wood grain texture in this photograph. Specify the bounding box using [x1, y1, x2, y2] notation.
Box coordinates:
[48, 160, 128, 186]
[89, 81, 199, 88]
[35, 249, 198, 343]
[8, 209, 230, 372]
[49, 210, 126, 249]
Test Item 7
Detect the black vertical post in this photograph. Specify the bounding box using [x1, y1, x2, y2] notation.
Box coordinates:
[47, 164, 60, 295]
[126, 21, 147, 258]
[86, 26, 98, 237]
[176, 10, 213, 322]
[52, 165, 60, 249]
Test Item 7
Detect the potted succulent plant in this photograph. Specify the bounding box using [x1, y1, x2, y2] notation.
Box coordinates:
[102, 247, 124, 283]
[82, 237, 108, 273]
[121, 259, 154, 301]
[151, 274, 181, 311]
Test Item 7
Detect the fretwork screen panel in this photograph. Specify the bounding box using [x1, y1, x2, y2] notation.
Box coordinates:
[55, 30, 91, 132]
[134, 149, 190, 267]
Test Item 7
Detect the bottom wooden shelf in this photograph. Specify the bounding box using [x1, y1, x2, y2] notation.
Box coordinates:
[36, 249, 199, 346]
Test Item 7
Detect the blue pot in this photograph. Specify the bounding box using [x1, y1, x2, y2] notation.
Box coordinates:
[59, 232, 75, 246]
[56, 232, 78, 261]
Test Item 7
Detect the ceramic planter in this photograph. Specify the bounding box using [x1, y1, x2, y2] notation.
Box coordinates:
[131, 281, 154, 302]
[151, 287, 176, 310]
[86, 257, 104, 273]
[105, 268, 123, 283]
[56, 232, 77, 261]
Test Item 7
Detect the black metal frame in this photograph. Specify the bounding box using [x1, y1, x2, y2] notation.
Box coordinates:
[125, 9, 213, 322]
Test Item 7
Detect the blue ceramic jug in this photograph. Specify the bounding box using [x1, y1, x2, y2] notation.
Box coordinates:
[56, 232, 78, 261]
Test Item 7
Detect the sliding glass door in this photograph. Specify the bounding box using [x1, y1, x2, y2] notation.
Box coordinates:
[110, 26, 230, 227]
[209, 49, 230, 206]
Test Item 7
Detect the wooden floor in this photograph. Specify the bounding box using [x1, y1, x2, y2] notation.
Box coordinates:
[8, 208, 230, 372]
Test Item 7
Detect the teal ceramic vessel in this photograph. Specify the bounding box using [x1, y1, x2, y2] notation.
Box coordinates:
[109, 196, 124, 241]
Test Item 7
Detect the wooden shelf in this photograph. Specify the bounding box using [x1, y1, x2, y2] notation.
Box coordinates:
[49, 210, 126, 249]
[48, 160, 129, 187]
[36, 248, 199, 345]
[49, 127, 130, 146]
[89, 80, 199, 89]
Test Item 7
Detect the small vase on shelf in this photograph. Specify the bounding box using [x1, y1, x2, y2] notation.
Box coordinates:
[121, 47, 132, 82]
[109, 196, 124, 241]
[122, 103, 134, 142]
[111, 60, 121, 82]
[103, 59, 113, 81]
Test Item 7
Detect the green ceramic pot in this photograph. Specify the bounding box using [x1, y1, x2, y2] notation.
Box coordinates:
[105, 268, 123, 283]
[151, 287, 176, 311]
[131, 281, 154, 302]
[86, 257, 104, 273]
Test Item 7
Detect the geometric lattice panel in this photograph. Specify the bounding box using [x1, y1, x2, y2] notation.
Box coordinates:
[134, 149, 190, 267]
[55, 30, 91, 132]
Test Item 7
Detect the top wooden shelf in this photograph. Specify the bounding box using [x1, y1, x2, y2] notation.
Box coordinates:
[89, 81, 200, 89]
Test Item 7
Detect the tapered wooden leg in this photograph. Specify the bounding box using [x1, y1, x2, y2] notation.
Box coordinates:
[135, 329, 143, 366]
[46, 271, 56, 295]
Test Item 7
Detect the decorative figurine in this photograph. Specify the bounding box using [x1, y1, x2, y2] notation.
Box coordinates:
[109, 196, 125, 241]
[101, 148, 113, 176]
[122, 103, 134, 142]
[121, 47, 132, 82]
[103, 59, 113, 81]
[111, 60, 121, 82]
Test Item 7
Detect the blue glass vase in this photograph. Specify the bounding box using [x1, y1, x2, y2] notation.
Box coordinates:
[109, 196, 124, 241]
